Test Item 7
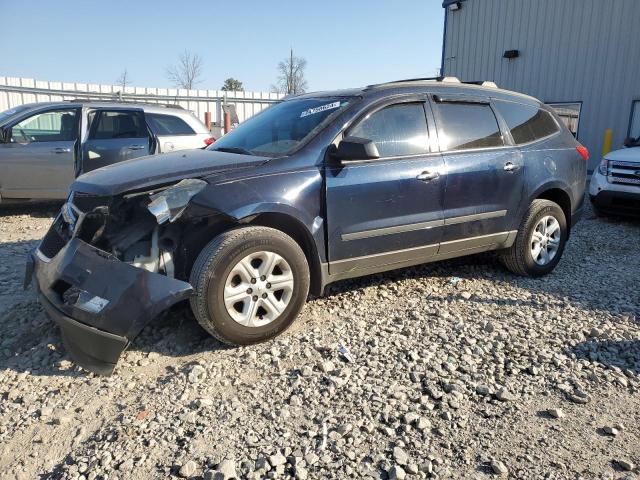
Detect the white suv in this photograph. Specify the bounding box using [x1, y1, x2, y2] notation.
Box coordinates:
[589, 140, 640, 216]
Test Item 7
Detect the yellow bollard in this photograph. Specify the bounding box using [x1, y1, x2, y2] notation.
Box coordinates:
[602, 129, 613, 156]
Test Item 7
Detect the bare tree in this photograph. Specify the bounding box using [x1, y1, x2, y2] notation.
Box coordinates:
[166, 51, 204, 89]
[115, 69, 131, 89]
[273, 49, 308, 95]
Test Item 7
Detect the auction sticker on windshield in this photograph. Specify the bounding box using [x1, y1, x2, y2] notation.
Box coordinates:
[300, 101, 341, 118]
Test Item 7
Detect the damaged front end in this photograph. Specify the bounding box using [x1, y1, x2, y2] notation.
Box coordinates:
[27, 180, 212, 374]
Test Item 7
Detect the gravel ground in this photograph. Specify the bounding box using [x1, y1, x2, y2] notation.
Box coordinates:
[0, 202, 638, 480]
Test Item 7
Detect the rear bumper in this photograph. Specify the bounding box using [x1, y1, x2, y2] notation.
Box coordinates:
[28, 237, 193, 375]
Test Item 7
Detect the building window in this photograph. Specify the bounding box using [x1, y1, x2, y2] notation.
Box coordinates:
[548, 103, 581, 137]
[628, 100, 640, 140]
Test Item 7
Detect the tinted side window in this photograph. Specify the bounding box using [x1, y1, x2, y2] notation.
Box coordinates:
[10, 110, 77, 143]
[146, 113, 195, 135]
[493, 101, 559, 144]
[433, 102, 503, 151]
[90, 111, 147, 139]
[350, 103, 429, 157]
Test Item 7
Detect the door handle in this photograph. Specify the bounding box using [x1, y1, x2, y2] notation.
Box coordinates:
[504, 162, 520, 172]
[128, 145, 146, 151]
[51, 147, 71, 154]
[417, 171, 440, 182]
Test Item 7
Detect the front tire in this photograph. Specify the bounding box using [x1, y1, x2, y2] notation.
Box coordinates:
[500, 199, 568, 277]
[189, 226, 310, 345]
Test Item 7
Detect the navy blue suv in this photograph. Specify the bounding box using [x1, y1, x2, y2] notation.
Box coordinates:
[27, 77, 588, 374]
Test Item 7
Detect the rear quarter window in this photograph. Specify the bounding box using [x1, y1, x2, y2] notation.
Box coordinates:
[493, 100, 559, 145]
[146, 113, 195, 136]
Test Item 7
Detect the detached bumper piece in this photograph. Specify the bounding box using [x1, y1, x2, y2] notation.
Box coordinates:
[31, 238, 193, 375]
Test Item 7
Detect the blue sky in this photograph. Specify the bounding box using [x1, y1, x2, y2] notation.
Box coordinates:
[0, 0, 444, 92]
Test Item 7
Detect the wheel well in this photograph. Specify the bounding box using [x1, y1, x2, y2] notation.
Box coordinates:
[248, 213, 323, 297]
[536, 188, 572, 230]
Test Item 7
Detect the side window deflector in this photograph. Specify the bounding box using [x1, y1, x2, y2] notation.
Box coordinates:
[432, 94, 490, 105]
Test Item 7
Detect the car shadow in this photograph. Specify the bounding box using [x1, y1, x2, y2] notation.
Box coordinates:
[567, 339, 640, 376]
[0, 201, 62, 219]
[0, 208, 638, 378]
[0, 297, 227, 378]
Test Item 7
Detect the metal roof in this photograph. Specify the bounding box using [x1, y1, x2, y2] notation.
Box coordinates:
[442, 0, 468, 6]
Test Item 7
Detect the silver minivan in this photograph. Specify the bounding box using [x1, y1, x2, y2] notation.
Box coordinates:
[0, 101, 214, 203]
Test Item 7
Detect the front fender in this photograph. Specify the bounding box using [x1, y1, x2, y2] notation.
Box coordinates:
[193, 168, 326, 255]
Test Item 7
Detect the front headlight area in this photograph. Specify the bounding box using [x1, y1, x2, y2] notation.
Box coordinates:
[69, 179, 208, 279]
[598, 158, 610, 176]
[147, 179, 207, 224]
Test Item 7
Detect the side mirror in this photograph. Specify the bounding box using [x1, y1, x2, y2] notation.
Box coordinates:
[332, 136, 380, 162]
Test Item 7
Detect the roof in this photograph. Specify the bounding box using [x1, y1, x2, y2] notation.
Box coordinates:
[13, 101, 186, 113]
[286, 78, 540, 105]
[442, 0, 468, 6]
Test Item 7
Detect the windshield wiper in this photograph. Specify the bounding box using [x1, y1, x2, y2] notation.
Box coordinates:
[213, 146, 254, 156]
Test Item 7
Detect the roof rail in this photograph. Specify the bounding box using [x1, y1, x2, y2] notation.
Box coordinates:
[460, 80, 499, 88]
[367, 76, 462, 89]
[367, 77, 501, 90]
[63, 98, 185, 109]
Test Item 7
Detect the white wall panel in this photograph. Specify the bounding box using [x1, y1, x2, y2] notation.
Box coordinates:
[0, 76, 284, 126]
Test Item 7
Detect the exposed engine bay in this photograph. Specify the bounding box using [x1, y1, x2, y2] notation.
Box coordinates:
[55, 179, 211, 280]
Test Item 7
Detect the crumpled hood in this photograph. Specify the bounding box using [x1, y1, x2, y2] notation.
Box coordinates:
[605, 147, 640, 163]
[72, 149, 267, 196]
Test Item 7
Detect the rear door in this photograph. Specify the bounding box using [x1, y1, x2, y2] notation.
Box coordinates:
[0, 108, 80, 199]
[326, 97, 445, 276]
[430, 94, 525, 250]
[82, 109, 150, 172]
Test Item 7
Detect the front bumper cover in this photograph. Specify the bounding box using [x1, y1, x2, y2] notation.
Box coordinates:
[590, 190, 640, 216]
[28, 238, 193, 374]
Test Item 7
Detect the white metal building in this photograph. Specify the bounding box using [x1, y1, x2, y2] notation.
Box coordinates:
[441, 0, 640, 171]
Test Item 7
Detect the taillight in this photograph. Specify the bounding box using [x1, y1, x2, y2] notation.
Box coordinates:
[204, 137, 215, 146]
[576, 145, 589, 161]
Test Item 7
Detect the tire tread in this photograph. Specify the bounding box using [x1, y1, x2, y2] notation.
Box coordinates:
[189, 226, 308, 344]
[500, 199, 564, 277]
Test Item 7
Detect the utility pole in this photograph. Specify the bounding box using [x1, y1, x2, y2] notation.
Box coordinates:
[289, 48, 294, 94]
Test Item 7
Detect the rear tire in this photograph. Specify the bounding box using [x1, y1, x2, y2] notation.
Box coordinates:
[189, 226, 310, 345]
[500, 199, 567, 277]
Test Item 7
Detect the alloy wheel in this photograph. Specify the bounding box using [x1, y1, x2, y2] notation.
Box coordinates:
[530, 215, 561, 266]
[223, 251, 294, 327]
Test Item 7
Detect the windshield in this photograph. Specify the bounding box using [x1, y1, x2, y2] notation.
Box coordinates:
[0, 105, 32, 126]
[209, 97, 353, 156]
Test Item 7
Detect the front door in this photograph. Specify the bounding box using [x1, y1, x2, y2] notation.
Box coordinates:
[430, 95, 525, 249]
[0, 108, 79, 200]
[82, 109, 150, 173]
[326, 100, 445, 276]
